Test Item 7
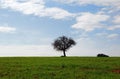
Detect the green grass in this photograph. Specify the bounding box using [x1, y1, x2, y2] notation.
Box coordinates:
[0, 57, 120, 79]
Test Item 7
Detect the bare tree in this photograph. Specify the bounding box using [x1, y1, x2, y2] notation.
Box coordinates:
[52, 36, 76, 57]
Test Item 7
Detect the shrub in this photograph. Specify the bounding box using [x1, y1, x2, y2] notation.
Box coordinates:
[97, 53, 109, 57]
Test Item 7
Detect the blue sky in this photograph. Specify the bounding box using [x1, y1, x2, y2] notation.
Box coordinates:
[0, 0, 120, 56]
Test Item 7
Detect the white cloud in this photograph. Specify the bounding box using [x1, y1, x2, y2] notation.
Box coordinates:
[96, 32, 108, 37]
[54, 0, 120, 7]
[0, 0, 74, 19]
[0, 26, 16, 33]
[107, 15, 120, 30]
[54, 0, 120, 32]
[68, 38, 99, 56]
[106, 15, 120, 30]
[107, 34, 119, 39]
[0, 45, 61, 56]
[0, 40, 120, 56]
[113, 15, 120, 24]
[108, 25, 120, 30]
[54, 0, 120, 15]
[96, 32, 119, 39]
[72, 12, 109, 31]
[68, 37, 120, 56]
[43, 7, 74, 19]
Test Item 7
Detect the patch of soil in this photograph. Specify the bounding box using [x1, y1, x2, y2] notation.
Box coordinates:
[112, 69, 120, 74]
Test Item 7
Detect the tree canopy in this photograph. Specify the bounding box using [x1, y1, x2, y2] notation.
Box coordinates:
[52, 36, 76, 57]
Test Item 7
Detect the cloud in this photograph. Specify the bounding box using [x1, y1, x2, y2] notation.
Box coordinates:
[96, 32, 119, 39]
[53, 0, 120, 32]
[107, 34, 119, 39]
[72, 12, 110, 31]
[96, 32, 108, 37]
[68, 37, 120, 56]
[0, 45, 61, 56]
[43, 7, 74, 19]
[107, 25, 120, 30]
[0, 26, 16, 33]
[113, 15, 120, 24]
[0, 41, 120, 56]
[54, 0, 120, 7]
[0, 0, 74, 19]
[54, 0, 120, 15]
[107, 15, 120, 30]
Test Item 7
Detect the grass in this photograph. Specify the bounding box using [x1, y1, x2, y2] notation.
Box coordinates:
[0, 57, 120, 79]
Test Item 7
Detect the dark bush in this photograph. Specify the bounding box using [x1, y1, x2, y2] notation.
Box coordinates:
[97, 53, 109, 57]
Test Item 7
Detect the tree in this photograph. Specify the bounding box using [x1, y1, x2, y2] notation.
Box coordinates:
[52, 36, 76, 57]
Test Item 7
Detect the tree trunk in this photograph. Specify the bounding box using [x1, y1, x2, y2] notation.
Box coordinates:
[63, 50, 66, 57]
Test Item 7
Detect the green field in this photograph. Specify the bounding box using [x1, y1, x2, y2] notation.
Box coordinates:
[0, 57, 120, 79]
